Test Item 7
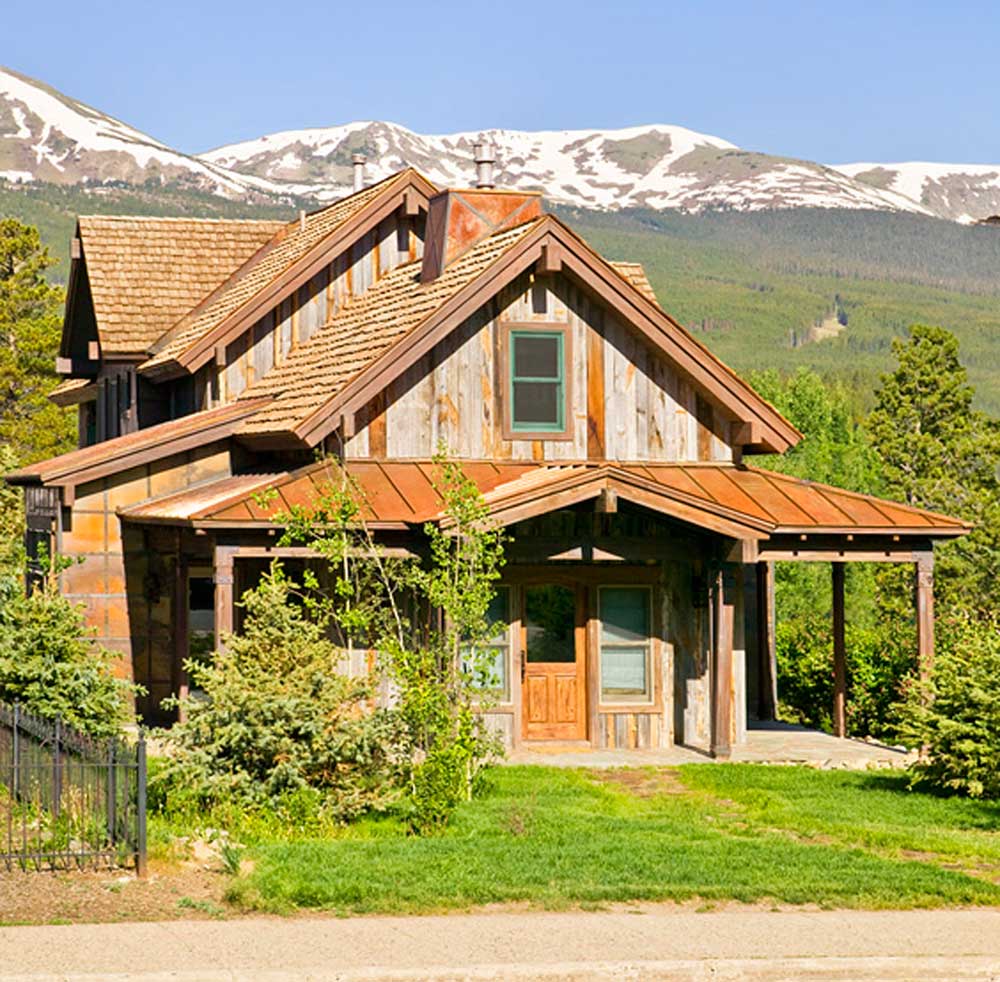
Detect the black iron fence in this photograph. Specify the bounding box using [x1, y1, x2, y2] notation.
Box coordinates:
[0, 702, 146, 873]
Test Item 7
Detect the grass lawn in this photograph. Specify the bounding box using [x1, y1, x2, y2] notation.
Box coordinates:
[226, 765, 1000, 915]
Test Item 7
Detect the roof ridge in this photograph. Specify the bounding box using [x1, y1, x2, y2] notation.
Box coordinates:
[78, 215, 287, 225]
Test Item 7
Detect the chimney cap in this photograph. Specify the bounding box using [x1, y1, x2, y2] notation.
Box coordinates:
[351, 152, 367, 165]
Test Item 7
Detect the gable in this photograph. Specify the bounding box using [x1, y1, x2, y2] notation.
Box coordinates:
[140, 169, 437, 381]
[344, 266, 734, 463]
[205, 205, 426, 406]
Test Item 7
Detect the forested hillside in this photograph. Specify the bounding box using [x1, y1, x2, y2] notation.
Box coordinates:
[2, 180, 998, 413]
[565, 207, 1000, 414]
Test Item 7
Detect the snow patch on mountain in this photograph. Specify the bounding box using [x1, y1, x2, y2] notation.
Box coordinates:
[833, 161, 1000, 222]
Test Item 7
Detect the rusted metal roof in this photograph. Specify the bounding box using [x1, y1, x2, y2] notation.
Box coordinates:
[115, 459, 970, 538]
[6, 400, 269, 487]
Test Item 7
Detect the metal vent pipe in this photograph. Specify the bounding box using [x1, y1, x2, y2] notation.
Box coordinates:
[352, 153, 366, 192]
[473, 135, 496, 189]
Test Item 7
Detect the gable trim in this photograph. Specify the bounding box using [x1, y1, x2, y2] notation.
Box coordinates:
[141, 170, 438, 381]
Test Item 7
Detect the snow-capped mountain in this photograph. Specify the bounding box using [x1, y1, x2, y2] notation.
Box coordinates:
[0, 66, 295, 200]
[832, 161, 1000, 223]
[201, 121, 934, 216]
[3, 64, 1000, 222]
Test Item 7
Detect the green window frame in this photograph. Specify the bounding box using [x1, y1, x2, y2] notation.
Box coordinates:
[462, 585, 511, 700]
[598, 586, 653, 703]
[508, 329, 566, 433]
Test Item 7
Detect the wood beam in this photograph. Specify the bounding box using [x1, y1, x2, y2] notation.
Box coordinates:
[595, 487, 618, 514]
[213, 544, 236, 653]
[711, 568, 735, 760]
[756, 560, 778, 721]
[172, 542, 189, 724]
[832, 562, 847, 738]
[915, 550, 935, 683]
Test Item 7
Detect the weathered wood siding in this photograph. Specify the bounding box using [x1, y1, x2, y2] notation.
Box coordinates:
[346, 270, 734, 462]
[215, 212, 424, 403]
[58, 442, 232, 721]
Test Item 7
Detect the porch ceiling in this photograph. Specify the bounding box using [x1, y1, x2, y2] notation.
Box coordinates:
[114, 459, 971, 544]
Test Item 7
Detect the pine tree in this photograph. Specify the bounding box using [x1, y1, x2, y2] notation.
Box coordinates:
[868, 325, 1000, 617]
[0, 220, 74, 464]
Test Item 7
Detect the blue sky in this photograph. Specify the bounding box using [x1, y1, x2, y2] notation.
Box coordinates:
[5, 0, 999, 163]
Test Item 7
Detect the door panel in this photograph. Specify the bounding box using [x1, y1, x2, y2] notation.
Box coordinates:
[521, 583, 587, 740]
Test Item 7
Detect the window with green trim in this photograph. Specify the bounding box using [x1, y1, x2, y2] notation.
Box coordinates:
[599, 586, 652, 702]
[462, 586, 511, 699]
[509, 330, 565, 432]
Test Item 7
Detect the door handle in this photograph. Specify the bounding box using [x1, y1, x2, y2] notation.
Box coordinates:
[520, 649, 526, 682]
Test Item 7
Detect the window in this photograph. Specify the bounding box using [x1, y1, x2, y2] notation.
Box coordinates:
[599, 586, 652, 702]
[505, 327, 569, 436]
[187, 574, 215, 699]
[462, 586, 511, 699]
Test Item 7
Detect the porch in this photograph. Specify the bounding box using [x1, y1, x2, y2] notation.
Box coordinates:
[507, 720, 914, 768]
[113, 459, 969, 752]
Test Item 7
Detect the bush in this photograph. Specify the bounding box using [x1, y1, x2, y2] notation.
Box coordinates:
[898, 614, 1000, 798]
[156, 564, 401, 824]
[0, 575, 138, 737]
[776, 616, 915, 739]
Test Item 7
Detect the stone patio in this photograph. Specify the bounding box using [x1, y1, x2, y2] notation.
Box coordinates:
[505, 720, 914, 769]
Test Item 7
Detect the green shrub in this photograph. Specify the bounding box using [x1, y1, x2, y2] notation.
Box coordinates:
[776, 616, 915, 739]
[0, 574, 138, 737]
[156, 564, 401, 824]
[898, 614, 1000, 798]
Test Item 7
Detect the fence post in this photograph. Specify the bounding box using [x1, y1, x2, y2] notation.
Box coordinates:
[11, 703, 19, 799]
[135, 734, 147, 878]
[107, 741, 117, 846]
[52, 716, 62, 819]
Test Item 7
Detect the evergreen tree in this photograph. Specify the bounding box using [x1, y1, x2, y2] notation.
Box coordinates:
[868, 325, 1000, 617]
[0, 219, 74, 463]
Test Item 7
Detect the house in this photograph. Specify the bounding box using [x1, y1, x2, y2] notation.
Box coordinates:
[7, 150, 969, 757]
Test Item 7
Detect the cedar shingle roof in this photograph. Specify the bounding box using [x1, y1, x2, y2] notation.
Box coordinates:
[78, 216, 284, 355]
[142, 171, 427, 373]
[115, 459, 970, 538]
[610, 262, 658, 305]
[235, 217, 545, 438]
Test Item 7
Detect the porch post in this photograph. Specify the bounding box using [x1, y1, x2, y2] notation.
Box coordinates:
[711, 567, 735, 760]
[915, 549, 935, 683]
[832, 562, 847, 738]
[172, 545, 189, 723]
[213, 544, 236, 653]
[755, 560, 778, 720]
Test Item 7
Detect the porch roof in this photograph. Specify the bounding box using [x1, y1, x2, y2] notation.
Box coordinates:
[116, 459, 970, 542]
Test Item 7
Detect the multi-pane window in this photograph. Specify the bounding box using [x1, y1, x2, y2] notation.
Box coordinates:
[599, 586, 652, 702]
[463, 586, 511, 699]
[509, 330, 565, 433]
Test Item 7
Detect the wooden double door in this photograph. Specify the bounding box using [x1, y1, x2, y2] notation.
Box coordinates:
[520, 582, 587, 741]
